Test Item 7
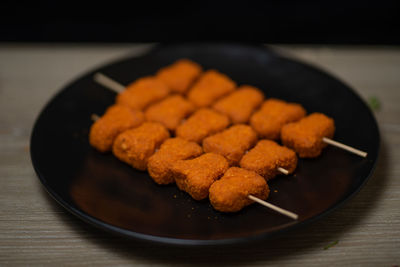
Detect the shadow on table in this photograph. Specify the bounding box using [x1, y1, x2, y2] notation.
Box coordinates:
[42, 140, 387, 265]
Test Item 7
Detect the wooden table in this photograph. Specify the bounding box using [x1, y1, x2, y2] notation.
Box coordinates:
[1, 44, 399, 266]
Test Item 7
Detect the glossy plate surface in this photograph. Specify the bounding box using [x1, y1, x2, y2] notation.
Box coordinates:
[30, 44, 379, 245]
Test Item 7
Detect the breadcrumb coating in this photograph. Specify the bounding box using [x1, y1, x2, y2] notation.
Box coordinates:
[213, 85, 264, 124]
[89, 105, 145, 152]
[209, 167, 269, 212]
[116, 76, 169, 110]
[187, 70, 236, 107]
[112, 122, 170, 170]
[175, 108, 230, 143]
[250, 98, 306, 140]
[156, 59, 202, 94]
[171, 153, 229, 200]
[147, 138, 203, 185]
[240, 140, 297, 180]
[203, 124, 258, 166]
[281, 112, 335, 158]
[145, 95, 195, 131]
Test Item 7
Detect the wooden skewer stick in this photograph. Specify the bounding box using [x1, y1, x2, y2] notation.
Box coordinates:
[322, 137, 367, 158]
[93, 72, 125, 93]
[277, 167, 289, 175]
[248, 195, 298, 220]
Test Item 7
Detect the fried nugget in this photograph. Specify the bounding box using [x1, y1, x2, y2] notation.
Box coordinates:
[171, 153, 229, 200]
[213, 85, 264, 124]
[112, 122, 170, 170]
[89, 105, 145, 152]
[187, 70, 236, 107]
[203, 125, 258, 166]
[116, 76, 169, 110]
[281, 112, 335, 158]
[250, 98, 306, 140]
[156, 59, 202, 94]
[175, 108, 230, 144]
[209, 167, 269, 212]
[147, 138, 203, 185]
[240, 140, 297, 180]
[145, 95, 195, 131]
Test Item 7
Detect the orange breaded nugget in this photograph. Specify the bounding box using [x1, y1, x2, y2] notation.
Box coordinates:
[209, 167, 269, 212]
[145, 95, 195, 131]
[156, 59, 202, 94]
[116, 76, 169, 110]
[203, 125, 258, 166]
[213, 85, 264, 124]
[250, 98, 306, 140]
[112, 122, 170, 170]
[175, 108, 230, 143]
[89, 105, 145, 152]
[187, 70, 236, 107]
[147, 138, 203, 185]
[171, 153, 229, 200]
[240, 140, 297, 180]
[281, 112, 335, 158]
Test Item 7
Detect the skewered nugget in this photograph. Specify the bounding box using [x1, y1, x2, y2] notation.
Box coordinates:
[147, 138, 203, 185]
[156, 59, 202, 94]
[240, 140, 297, 180]
[212, 85, 264, 124]
[171, 153, 229, 200]
[281, 112, 335, 158]
[112, 122, 170, 170]
[116, 77, 170, 110]
[175, 108, 230, 143]
[250, 98, 306, 140]
[203, 124, 258, 166]
[209, 167, 270, 212]
[145, 95, 195, 131]
[89, 105, 145, 152]
[187, 70, 236, 107]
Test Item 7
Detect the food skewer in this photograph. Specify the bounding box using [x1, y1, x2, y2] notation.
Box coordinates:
[90, 113, 291, 175]
[90, 113, 298, 219]
[95, 73, 367, 158]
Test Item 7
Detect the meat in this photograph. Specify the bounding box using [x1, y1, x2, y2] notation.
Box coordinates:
[281, 112, 335, 158]
[156, 59, 202, 94]
[250, 98, 306, 140]
[89, 105, 145, 152]
[209, 167, 269, 212]
[203, 124, 258, 166]
[171, 153, 229, 200]
[145, 95, 195, 131]
[187, 70, 236, 107]
[212, 85, 264, 124]
[240, 140, 297, 180]
[175, 108, 230, 143]
[116, 76, 169, 110]
[147, 138, 203, 185]
[112, 122, 170, 170]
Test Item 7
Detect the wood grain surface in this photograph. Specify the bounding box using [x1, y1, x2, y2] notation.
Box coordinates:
[0, 44, 399, 266]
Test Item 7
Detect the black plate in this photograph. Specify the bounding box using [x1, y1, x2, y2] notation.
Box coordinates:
[30, 43, 379, 246]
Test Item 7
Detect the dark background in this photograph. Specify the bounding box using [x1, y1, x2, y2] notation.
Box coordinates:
[1, 0, 399, 44]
